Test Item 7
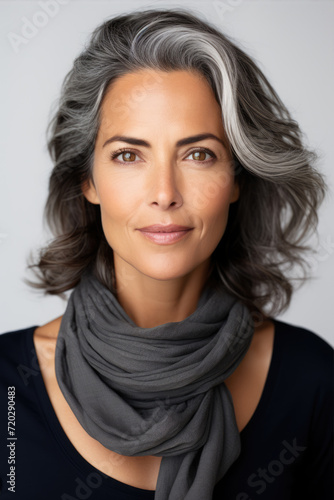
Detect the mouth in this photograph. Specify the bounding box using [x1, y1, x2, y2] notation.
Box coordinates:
[137, 225, 194, 245]
[138, 224, 193, 233]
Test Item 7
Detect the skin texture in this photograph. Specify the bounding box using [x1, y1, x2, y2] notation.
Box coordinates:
[33, 69, 274, 490]
[82, 69, 239, 328]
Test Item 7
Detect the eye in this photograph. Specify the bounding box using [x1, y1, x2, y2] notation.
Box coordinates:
[110, 148, 140, 163]
[185, 148, 216, 163]
[110, 147, 217, 164]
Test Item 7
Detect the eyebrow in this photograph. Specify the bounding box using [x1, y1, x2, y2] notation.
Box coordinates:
[102, 133, 226, 149]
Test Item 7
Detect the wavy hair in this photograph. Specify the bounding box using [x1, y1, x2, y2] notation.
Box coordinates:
[25, 7, 326, 316]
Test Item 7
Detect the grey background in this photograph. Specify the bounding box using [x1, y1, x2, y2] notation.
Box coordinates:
[1, 0, 333, 346]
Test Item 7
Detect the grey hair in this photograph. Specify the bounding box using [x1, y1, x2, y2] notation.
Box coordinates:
[25, 7, 326, 316]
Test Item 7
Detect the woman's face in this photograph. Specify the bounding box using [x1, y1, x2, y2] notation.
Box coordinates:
[83, 69, 239, 282]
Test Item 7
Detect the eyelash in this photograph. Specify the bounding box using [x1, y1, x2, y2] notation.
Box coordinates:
[109, 147, 217, 164]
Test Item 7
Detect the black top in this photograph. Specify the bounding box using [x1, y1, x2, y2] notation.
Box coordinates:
[0, 319, 333, 499]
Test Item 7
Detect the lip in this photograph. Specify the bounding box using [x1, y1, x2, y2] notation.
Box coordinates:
[138, 224, 193, 233]
[137, 225, 193, 245]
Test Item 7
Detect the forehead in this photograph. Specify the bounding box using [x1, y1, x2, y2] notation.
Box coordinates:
[98, 69, 224, 134]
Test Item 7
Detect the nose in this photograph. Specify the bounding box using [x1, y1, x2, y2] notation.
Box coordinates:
[148, 160, 183, 210]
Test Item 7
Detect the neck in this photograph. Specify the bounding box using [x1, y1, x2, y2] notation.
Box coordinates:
[113, 256, 214, 328]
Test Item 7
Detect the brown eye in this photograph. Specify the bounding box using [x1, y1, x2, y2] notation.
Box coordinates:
[121, 151, 137, 162]
[110, 149, 140, 163]
[192, 151, 207, 161]
[186, 149, 215, 163]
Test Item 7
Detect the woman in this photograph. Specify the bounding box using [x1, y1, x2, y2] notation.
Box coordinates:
[0, 8, 332, 500]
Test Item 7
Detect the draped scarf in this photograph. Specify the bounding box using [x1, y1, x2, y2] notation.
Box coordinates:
[55, 270, 254, 499]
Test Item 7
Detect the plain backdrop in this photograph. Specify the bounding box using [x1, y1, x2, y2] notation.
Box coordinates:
[0, 0, 333, 346]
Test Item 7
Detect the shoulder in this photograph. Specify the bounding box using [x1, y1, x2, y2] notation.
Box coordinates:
[0, 316, 63, 350]
[0, 326, 40, 395]
[0, 315, 62, 365]
[273, 319, 333, 359]
[272, 318, 333, 388]
[0, 317, 63, 395]
[34, 315, 63, 340]
[0, 325, 38, 355]
[0, 316, 62, 374]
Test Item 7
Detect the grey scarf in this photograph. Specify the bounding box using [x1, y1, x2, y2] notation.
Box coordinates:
[55, 270, 254, 499]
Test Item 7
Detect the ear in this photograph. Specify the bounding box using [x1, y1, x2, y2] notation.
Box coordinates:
[81, 178, 100, 205]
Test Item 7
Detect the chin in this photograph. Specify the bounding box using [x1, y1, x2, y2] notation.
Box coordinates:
[142, 269, 188, 282]
[139, 261, 198, 282]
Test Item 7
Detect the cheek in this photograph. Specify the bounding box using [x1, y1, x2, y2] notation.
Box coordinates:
[189, 171, 235, 227]
[96, 173, 139, 224]
[205, 195, 231, 239]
